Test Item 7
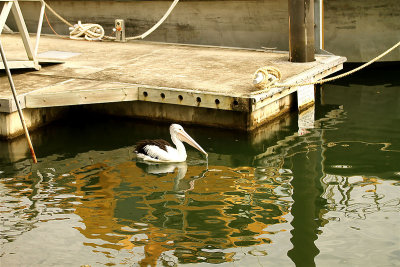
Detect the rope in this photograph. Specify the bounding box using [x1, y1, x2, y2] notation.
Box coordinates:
[43, 1, 105, 41]
[44, 11, 69, 39]
[250, 40, 400, 95]
[253, 66, 282, 89]
[126, 0, 180, 40]
[69, 21, 105, 41]
[43, 1, 73, 28]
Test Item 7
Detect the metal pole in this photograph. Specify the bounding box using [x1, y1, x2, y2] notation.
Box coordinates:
[0, 40, 38, 163]
[288, 0, 315, 62]
[314, 0, 324, 51]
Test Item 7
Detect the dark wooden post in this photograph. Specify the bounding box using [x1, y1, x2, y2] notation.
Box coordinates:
[288, 0, 315, 62]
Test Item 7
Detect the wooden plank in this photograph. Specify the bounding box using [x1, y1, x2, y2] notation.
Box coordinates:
[251, 86, 298, 112]
[0, 95, 25, 113]
[25, 79, 139, 108]
[0, 60, 37, 69]
[0, 98, 12, 113]
[9, 94, 25, 112]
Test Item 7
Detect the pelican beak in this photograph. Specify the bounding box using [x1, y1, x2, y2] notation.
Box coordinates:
[178, 130, 208, 158]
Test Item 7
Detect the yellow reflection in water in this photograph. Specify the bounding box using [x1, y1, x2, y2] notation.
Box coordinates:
[59, 161, 291, 265]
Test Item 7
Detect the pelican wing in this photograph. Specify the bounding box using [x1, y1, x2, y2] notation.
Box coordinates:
[135, 140, 181, 162]
[142, 144, 174, 160]
[135, 139, 172, 154]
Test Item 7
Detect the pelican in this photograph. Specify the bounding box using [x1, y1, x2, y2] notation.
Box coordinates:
[135, 124, 208, 162]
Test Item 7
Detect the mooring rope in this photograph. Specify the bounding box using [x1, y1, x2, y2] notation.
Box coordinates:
[43, 1, 73, 28]
[250, 40, 400, 95]
[126, 0, 180, 40]
[44, 10, 70, 39]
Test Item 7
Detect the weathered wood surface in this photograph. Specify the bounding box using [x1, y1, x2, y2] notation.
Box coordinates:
[26, 79, 139, 107]
[0, 34, 345, 137]
[0, 60, 37, 70]
[0, 34, 345, 112]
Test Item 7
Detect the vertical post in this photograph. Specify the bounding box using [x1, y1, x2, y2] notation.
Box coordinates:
[115, 19, 126, 42]
[34, 1, 46, 57]
[288, 0, 315, 62]
[314, 0, 324, 51]
[0, 40, 38, 163]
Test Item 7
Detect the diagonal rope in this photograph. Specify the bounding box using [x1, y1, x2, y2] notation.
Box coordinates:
[43, 0, 73, 28]
[44, 10, 69, 39]
[126, 0, 180, 40]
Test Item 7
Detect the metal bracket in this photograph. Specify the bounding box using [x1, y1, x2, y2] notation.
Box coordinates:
[115, 19, 126, 42]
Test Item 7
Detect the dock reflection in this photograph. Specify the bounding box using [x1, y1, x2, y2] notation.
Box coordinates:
[2, 78, 400, 266]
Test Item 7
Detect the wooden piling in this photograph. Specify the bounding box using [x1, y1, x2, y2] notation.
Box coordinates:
[288, 0, 315, 62]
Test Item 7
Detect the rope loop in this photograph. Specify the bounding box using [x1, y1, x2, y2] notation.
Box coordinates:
[253, 66, 282, 90]
[69, 21, 105, 41]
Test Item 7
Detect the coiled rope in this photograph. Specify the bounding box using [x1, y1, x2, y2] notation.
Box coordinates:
[253, 66, 282, 89]
[43, 1, 109, 40]
[251, 40, 400, 95]
[69, 21, 105, 41]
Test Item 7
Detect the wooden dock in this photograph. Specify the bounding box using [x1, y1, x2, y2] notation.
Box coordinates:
[0, 34, 346, 139]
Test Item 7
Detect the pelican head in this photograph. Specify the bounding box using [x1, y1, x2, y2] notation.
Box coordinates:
[170, 124, 208, 157]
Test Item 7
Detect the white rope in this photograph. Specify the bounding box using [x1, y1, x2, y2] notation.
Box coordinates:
[69, 21, 105, 41]
[126, 0, 180, 40]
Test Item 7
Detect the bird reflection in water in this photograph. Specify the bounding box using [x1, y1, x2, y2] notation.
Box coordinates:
[135, 161, 209, 195]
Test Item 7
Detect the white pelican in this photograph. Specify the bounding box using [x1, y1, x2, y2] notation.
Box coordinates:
[135, 124, 208, 162]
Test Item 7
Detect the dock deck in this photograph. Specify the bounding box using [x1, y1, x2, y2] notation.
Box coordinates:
[0, 34, 345, 138]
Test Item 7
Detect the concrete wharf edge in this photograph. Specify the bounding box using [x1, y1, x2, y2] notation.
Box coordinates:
[0, 34, 346, 139]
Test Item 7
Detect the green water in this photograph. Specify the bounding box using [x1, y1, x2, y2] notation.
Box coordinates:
[1, 67, 399, 266]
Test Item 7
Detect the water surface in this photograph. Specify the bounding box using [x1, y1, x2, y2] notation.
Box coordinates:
[1, 67, 399, 266]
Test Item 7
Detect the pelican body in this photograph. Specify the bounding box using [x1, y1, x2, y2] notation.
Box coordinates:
[135, 124, 208, 162]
